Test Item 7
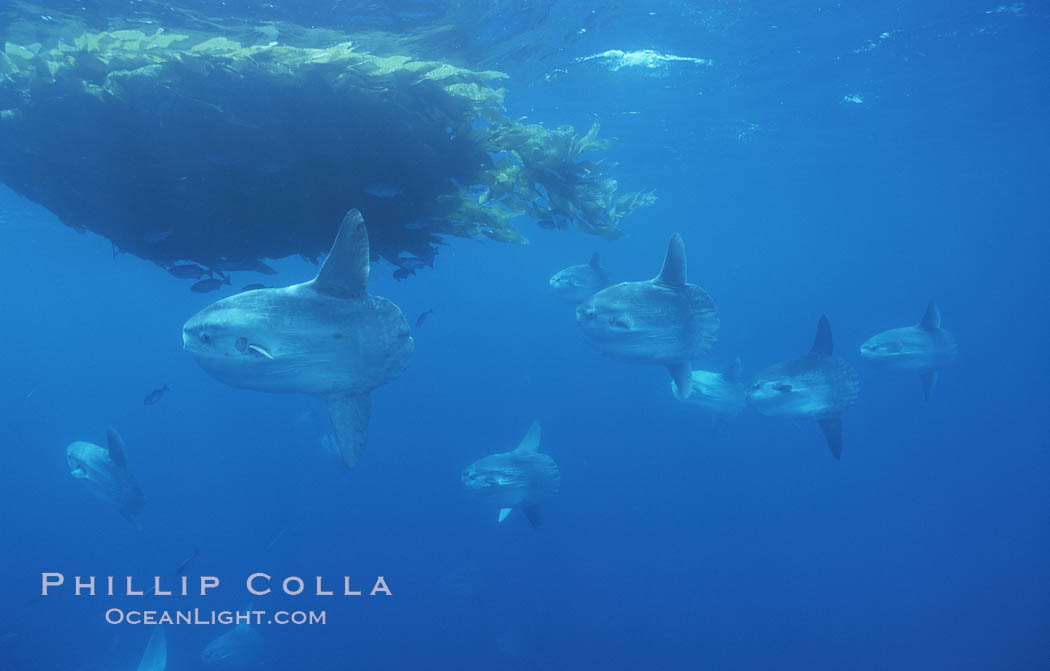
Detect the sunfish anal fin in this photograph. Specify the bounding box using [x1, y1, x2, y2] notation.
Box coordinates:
[811, 315, 833, 356]
[498, 508, 512, 523]
[920, 301, 941, 330]
[523, 505, 542, 530]
[589, 252, 602, 270]
[326, 393, 372, 469]
[106, 427, 128, 469]
[920, 371, 938, 400]
[817, 416, 843, 459]
[655, 233, 687, 287]
[514, 421, 542, 453]
[668, 362, 692, 398]
[313, 209, 370, 298]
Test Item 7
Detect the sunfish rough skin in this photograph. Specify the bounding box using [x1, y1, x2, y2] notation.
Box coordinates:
[748, 316, 860, 459]
[860, 301, 956, 400]
[575, 234, 719, 397]
[671, 358, 747, 416]
[66, 428, 145, 528]
[549, 252, 611, 303]
[182, 210, 414, 470]
[462, 421, 560, 529]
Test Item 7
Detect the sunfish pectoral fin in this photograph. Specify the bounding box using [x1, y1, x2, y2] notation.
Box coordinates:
[655, 233, 687, 287]
[919, 301, 941, 330]
[326, 393, 372, 470]
[498, 508, 512, 523]
[106, 427, 128, 468]
[668, 361, 692, 398]
[811, 315, 833, 356]
[817, 416, 843, 459]
[522, 505, 542, 530]
[313, 209, 370, 297]
[246, 344, 274, 360]
[919, 370, 938, 400]
[515, 421, 542, 453]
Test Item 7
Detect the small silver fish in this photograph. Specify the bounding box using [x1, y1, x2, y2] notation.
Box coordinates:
[191, 277, 232, 293]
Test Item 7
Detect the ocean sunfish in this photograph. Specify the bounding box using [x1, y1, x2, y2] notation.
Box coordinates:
[748, 316, 860, 459]
[549, 252, 611, 303]
[66, 428, 145, 528]
[671, 358, 747, 416]
[462, 421, 560, 529]
[182, 210, 414, 470]
[576, 234, 719, 397]
[860, 301, 956, 399]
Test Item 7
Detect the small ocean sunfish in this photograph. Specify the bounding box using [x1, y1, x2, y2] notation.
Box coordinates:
[860, 301, 956, 400]
[66, 428, 146, 528]
[462, 421, 560, 529]
[549, 252, 612, 303]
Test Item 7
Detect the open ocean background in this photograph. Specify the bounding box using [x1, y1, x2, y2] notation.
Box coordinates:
[1, 1, 1047, 669]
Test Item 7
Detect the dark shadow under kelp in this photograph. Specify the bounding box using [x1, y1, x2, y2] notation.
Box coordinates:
[0, 7, 653, 278]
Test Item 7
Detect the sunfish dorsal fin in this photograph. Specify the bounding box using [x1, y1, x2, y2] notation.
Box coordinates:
[919, 301, 941, 330]
[817, 417, 843, 459]
[589, 252, 602, 270]
[326, 393, 372, 469]
[106, 428, 128, 468]
[515, 421, 542, 453]
[723, 358, 742, 381]
[313, 209, 370, 297]
[810, 315, 833, 356]
[655, 233, 687, 287]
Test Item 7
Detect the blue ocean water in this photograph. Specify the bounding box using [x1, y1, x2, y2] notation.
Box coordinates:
[1, 1, 1047, 669]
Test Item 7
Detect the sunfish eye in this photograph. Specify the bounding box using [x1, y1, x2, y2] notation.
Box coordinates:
[773, 383, 793, 393]
[235, 337, 247, 352]
[199, 331, 212, 344]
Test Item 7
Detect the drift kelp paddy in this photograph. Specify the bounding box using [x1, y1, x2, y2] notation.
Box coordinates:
[0, 6, 653, 279]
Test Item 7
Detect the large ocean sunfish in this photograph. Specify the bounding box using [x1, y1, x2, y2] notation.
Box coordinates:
[182, 210, 414, 470]
[575, 233, 719, 397]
